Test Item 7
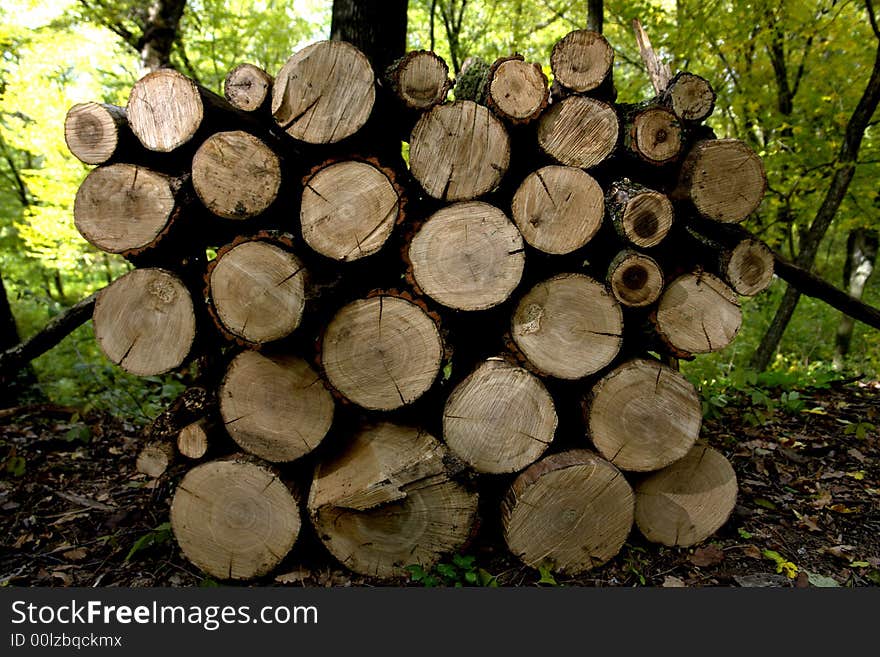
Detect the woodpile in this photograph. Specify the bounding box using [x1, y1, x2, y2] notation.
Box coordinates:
[67, 30, 767, 581]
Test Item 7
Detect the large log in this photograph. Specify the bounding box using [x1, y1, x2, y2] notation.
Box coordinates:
[537, 96, 619, 169]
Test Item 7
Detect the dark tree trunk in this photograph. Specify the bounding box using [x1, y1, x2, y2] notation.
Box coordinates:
[140, 0, 187, 73]
[833, 228, 878, 368]
[0, 270, 42, 404]
[588, 0, 603, 33]
[330, 0, 409, 74]
[0, 271, 18, 353]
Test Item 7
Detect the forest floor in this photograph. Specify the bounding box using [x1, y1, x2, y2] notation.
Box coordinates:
[1, 378, 878, 588]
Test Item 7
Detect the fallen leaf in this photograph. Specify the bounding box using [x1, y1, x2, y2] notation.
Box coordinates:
[806, 572, 840, 588]
[847, 447, 866, 462]
[689, 545, 725, 567]
[846, 471, 866, 481]
[849, 561, 870, 568]
[828, 503, 858, 514]
[811, 489, 833, 509]
[661, 575, 686, 588]
[275, 568, 312, 584]
[795, 513, 821, 532]
[824, 545, 857, 561]
[62, 548, 87, 561]
[795, 571, 809, 588]
[754, 498, 778, 511]
[742, 545, 763, 560]
[51, 571, 73, 586]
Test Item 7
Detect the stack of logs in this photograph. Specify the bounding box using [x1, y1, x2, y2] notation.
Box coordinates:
[64, 30, 771, 581]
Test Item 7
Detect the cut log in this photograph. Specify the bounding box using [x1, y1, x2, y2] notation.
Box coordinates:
[675, 139, 766, 223]
[511, 273, 622, 379]
[192, 130, 281, 220]
[607, 250, 665, 307]
[177, 418, 213, 459]
[511, 165, 604, 255]
[607, 179, 674, 248]
[93, 268, 196, 376]
[136, 441, 174, 478]
[224, 63, 272, 112]
[550, 30, 614, 93]
[720, 237, 775, 296]
[272, 40, 376, 144]
[634, 445, 738, 547]
[443, 358, 556, 474]
[321, 294, 443, 410]
[208, 239, 306, 345]
[409, 100, 511, 201]
[219, 350, 334, 462]
[537, 96, 618, 169]
[73, 164, 188, 256]
[487, 55, 549, 123]
[586, 358, 701, 472]
[308, 422, 479, 579]
[408, 201, 524, 311]
[625, 105, 682, 165]
[655, 271, 742, 354]
[300, 159, 401, 261]
[64, 102, 132, 165]
[384, 50, 452, 110]
[501, 450, 633, 574]
[170, 456, 301, 580]
[661, 71, 716, 123]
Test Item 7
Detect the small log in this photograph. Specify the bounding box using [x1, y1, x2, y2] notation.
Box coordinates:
[93, 268, 196, 376]
[408, 201, 524, 311]
[177, 418, 213, 459]
[634, 445, 738, 547]
[192, 130, 281, 220]
[443, 358, 557, 474]
[64, 102, 135, 165]
[537, 96, 619, 169]
[409, 100, 511, 201]
[321, 294, 443, 411]
[607, 250, 664, 307]
[655, 271, 742, 354]
[384, 50, 452, 110]
[550, 30, 614, 94]
[224, 63, 273, 112]
[272, 40, 376, 144]
[136, 441, 174, 478]
[624, 104, 682, 165]
[501, 450, 633, 574]
[308, 422, 479, 579]
[170, 456, 301, 580]
[685, 226, 775, 296]
[511, 273, 623, 380]
[586, 358, 701, 472]
[300, 159, 402, 262]
[661, 71, 716, 123]
[511, 165, 604, 255]
[219, 351, 334, 462]
[674, 139, 766, 223]
[606, 179, 674, 248]
[486, 55, 549, 124]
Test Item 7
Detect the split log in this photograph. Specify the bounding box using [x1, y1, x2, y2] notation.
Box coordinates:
[586, 358, 701, 472]
[224, 63, 273, 112]
[537, 96, 619, 169]
[321, 294, 443, 410]
[177, 418, 213, 459]
[300, 159, 402, 261]
[674, 139, 766, 223]
[73, 164, 189, 256]
[136, 441, 174, 478]
[93, 268, 196, 376]
[308, 422, 479, 578]
[550, 30, 614, 94]
[606, 179, 674, 248]
[486, 55, 549, 124]
[511, 165, 604, 255]
[634, 445, 738, 546]
[501, 450, 633, 574]
[442, 358, 556, 474]
[192, 130, 281, 220]
[624, 104, 682, 165]
[511, 273, 623, 379]
[384, 50, 452, 110]
[207, 238, 306, 345]
[170, 456, 301, 580]
[655, 271, 742, 354]
[272, 40, 376, 144]
[219, 351, 334, 463]
[661, 72, 715, 123]
[408, 201, 524, 311]
[409, 100, 511, 201]
[64, 102, 136, 165]
[607, 250, 664, 307]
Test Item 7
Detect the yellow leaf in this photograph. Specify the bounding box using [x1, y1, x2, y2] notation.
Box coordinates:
[846, 471, 866, 481]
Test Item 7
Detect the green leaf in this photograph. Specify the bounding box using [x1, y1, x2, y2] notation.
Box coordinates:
[754, 498, 778, 511]
[537, 562, 557, 586]
[63, 424, 90, 443]
[6, 455, 26, 477]
[477, 568, 498, 587]
[125, 522, 172, 562]
[464, 571, 478, 584]
[442, 361, 453, 381]
[452, 554, 475, 570]
[737, 528, 753, 539]
[436, 563, 458, 580]
[199, 578, 220, 588]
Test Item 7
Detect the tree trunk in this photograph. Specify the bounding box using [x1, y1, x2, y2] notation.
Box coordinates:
[140, 0, 187, 73]
[833, 228, 878, 369]
[587, 0, 604, 34]
[330, 0, 408, 75]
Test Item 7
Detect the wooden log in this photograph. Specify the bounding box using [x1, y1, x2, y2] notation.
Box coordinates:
[321, 294, 443, 410]
[586, 358, 701, 472]
[486, 55, 549, 124]
[408, 201, 524, 311]
[624, 104, 682, 165]
[145, 386, 214, 443]
[550, 30, 614, 94]
[207, 238, 306, 345]
[93, 268, 196, 376]
[634, 445, 738, 547]
[73, 164, 189, 256]
[177, 418, 213, 459]
[192, 130, 281, 220]
[308, 422, 479, 579]
[136, 441, 174, 478]
[661, 71, 716, 123]
[511, 273, 622, 379]
[606, 179, 674, 248]
[170, 456, 301, 580]
[684, 226, 775, 296]
[224, 63, 273, 112]
[443, 358, 556, 474]
[219, 350, 334, 462]
[384, 50, 452, 110]
[272, 40, 376, 144]
[409, 100, 511, 201]
[674, 139, 766, 223]
[607, 250, 664, 308]
[501, 450, 633, 574]
[300, 159, 402, 261]
[64, 102, 136, 165]
[655, 271, 742, 354]
[537, 96, 618, 169]
[510, 165, 604, 255]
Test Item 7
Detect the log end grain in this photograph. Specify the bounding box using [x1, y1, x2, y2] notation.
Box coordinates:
[64, 102, 126, 164]
[656, 272, 742, 354]
[550, 30, 614, 93]
[224, 63, 272, 112]
[127, 69, 204, 152]
[487, 57, 548, 123]
[537, 96, 618, 169]
[608, 251, 665, 308]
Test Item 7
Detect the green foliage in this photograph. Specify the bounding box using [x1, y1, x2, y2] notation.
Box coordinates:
[843, 421, 877, 441]
[406, 554, 498, 587]
[536, 561, 558, 586]
[125, 522, 173, 562]
[762, 549, 798, 579]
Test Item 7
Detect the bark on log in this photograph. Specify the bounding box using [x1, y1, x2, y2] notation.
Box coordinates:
[384, 50, 452, 110]
[550, 30, 614, 94]
[606, 179, 674, 248]
[224, 63, 273, 112]
[607, 250, 664, 307]
[537, 96, 619, 169]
